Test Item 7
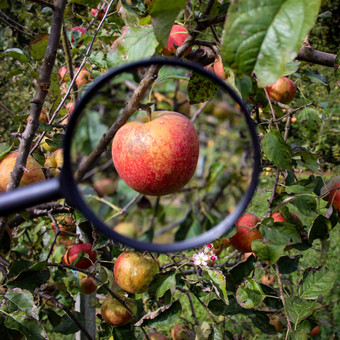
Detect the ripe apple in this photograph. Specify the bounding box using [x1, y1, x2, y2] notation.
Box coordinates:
[66, 102, 75, 115]
[114, 251, 159, 294]
[70, 26, 86, 43]
[309, 325, 321, 337]
[91, 7, 106, 21]
[261, 273, 275, 285]
[229, 213, 262, 253]
[113, 221, 138, 238]
[112, 111, 199, 196]
[145, 332, 167, 340]
[171, 323, 195, 340]
[58, 65, 68, 81]
[52, 215, 75, 236]
[44, 148, 63, 177]
[62, 243, 97, 269]
[162, 24, 192, 56]
[0, 151, 45, 192]
[93, 177, 116, 196]
[265, 77, 297, 104]
[100, 294, 137, 326]
[205, 55, 226, 79]
[74, 67, 93, 87]
[291, 116, 297, 123]
[79, 273, 97, 295]
[271, 211, 300, 223]
[328, 181, 340, 214]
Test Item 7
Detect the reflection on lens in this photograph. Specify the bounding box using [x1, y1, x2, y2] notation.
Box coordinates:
[71, 63, 254, 245]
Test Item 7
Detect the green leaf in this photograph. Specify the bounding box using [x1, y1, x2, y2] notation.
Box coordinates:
[208, 296, 249, 316]
[260, 223, 301, 246]
[0, 0, 9, 9]
[28, 34, 49, 60]
[3, 48, 28, 63]
[107, 25, 158, 67]
[52, 312, 85, 334]
[150, 0, 187, 46]
[288, 330, 308, 340]
[205, 269, 229, 305]
[289, 194, 316, 215]
[221, 0, 321, 87]
[262, 130, 292, 169]
[284, 296, 316, 324]
[4, 289, 37, 319]
[292, 146, 320, 173]
[298, 267, 336, 300]
[0, 143, 12, 161]
[3, 310, 46, 339]
[188, 72, 219, 104]
[69, 0, 100, 7]
[251, 312, 276, 335]
[229, 255, 256, 285]
[308, 215, 332, 243]
[235, 278, 265, 309]
[155, 272, 176, 299]
[205, 162, 227, 192]
[252, 240, 285, 264]
[277, 255, 301, 274]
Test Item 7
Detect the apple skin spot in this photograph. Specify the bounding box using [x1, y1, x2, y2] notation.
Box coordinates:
[112, 111, 199, 196]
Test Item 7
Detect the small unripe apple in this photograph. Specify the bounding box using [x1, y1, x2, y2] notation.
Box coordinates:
[114, 251, 159, 294]
[101, 294, 137, 326]
[0, 151, 45, 192]
[261, 273, 275, 285]
[62, 243, 97, 269]
[265, 77, 297, 104]
[79, 273, 97, 295]
[328, 181, 340, 214]
[112, 111, 199, 196]
[171, 323, 195, 340]
[229, 213, 262, 253]
[162, 24, 192, 56]
[44, 148, 63, 177]
[144, 332, 167, 340]
[113, 221, 138, 238]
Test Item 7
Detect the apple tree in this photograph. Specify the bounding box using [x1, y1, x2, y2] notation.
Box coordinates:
[0, 0, 339, 339]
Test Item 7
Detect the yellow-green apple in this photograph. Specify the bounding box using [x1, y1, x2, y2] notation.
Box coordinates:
[171, 323, 195, 340]
[113, 221, 138, 238]
[93, 177, 116, 196]
[100, 294, 136, 326]
[265, 77, 297, 104]
[144, 332, 167, 340]
[0, 151, 45, 192]
[328, 182, 340, 214]
[229, 213, 262, 253]
[79, 273, 97, 295]
[162, 24, 192, 56]
[52, 215, 75, 236]
[111, 111, 199, 196]
[44, 148, 63, 177]
[74, 67, 93, 87]
[114, 251, 159, 294]
[62, 243, 97, 269]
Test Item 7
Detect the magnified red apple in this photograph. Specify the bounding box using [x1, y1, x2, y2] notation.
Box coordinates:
[112, 111, 199, 196]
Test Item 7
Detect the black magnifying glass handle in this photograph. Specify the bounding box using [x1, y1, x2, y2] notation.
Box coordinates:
[0, 178, 62, 216]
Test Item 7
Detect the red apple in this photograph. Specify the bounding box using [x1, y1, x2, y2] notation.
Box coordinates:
[44, 148, 63, 178]
[91, 7, 106, 21]
[0, 151, 45, 192]
[271, 211, 300, 223]
[93, 177, 116, 196]
[112, 111, 199, 196]
[58, 65, 68, 81]
[79, 273, 97, 295]
[70, 26, 86, 43]
[113, 221, 138, 238]
[171, 323, 195, 340]
[205, 55, 226, 79]
[66, 102, 75, 115]
[265, 77, 297, 104]
[74, 67, 93, 87]
[162, 24, 192, 56]
[328, 182, 340, 214]
[114, 251, 159, 294]
[309, 325, 321, 337]
[229, 213, 262, 253]
[62, 243, 97, 269]
[52, 215, 75, 236]
[100, 294, 136, 326]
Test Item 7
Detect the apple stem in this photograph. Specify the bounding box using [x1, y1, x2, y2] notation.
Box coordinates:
[139, 103, 152, 121]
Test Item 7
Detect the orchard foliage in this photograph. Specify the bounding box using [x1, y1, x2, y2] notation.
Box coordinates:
[0, 0, 339, 339]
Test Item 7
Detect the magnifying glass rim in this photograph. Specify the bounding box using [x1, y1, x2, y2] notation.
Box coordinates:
[60, 57, 261, 253]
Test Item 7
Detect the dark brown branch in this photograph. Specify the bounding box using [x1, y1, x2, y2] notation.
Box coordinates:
[296, 46, 337, 68]
[0, 102, 16, 116]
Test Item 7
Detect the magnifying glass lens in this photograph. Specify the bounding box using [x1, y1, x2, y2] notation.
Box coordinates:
[70, 62, 255, 246]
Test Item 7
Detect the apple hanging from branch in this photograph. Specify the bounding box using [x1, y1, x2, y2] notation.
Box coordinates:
[265, 77, 297, 104]
[162, 24, 192, 56]
[112, 111, 199, 196]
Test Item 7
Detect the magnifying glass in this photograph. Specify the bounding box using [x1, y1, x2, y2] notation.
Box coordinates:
[0, 58, 260, 253]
